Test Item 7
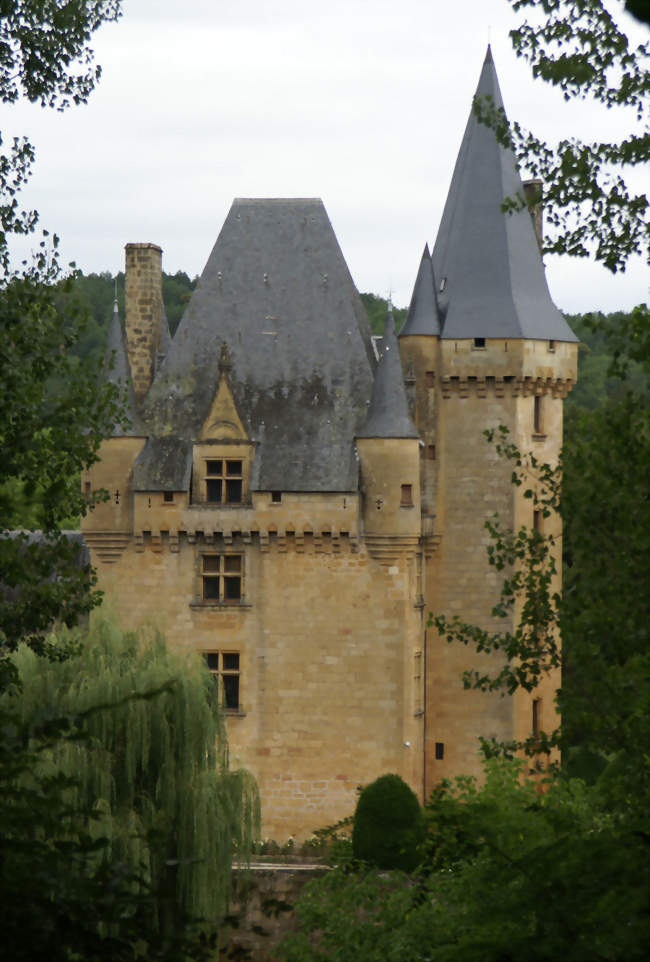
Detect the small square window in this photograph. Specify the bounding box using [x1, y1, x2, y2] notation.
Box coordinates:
[163, 491, 174, 503]
[473, 337, 486, 349]
[271, 491, 282, 503]
[206, 460, 222, 475]
[226, 460, 242, 476]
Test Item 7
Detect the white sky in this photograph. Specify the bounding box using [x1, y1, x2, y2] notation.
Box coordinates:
[5, 0, 648, 313]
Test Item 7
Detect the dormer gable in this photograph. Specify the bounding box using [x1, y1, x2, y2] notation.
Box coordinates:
[192, 344, 254, 506]
[199, 344, 248, 441]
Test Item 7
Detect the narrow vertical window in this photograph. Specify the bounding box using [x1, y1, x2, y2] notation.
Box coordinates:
[532, 698, 541, 736]
[425, 370, 435, 388]
[400, 484, 413, 506]
[435, 742, 445, 760]
[426, 444, 436, 461]
[533, 509, 541, 533]
[534, 395, 543, 434]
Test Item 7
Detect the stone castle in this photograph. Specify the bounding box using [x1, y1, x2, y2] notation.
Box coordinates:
[83, 49, 578, 839]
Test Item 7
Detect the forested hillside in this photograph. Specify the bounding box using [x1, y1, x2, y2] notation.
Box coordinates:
[62, 271, 638, 420]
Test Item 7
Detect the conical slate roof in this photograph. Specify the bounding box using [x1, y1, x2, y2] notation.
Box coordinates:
[143, 199, 375, 492]
[103, 300, 139, 435]
[399, 243, 441, 337]
[433, 47, 577, 342]
[357, 308, 419, 439]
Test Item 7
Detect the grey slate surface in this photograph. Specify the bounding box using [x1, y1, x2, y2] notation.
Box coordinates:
[142, 199, 375, 492]
[399, 244, 441, 338]
[357, 308, 419, 439]
[433, 47, 577, 342]
[132, 438, 192, 492]
[103, 300, 140, 435]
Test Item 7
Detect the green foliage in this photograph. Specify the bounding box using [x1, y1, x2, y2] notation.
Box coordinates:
[0, 1, 127, 663]
[0, 1, 122, 109]
[281, 759, 650, 962]
[0, 703, 218, 961]
[352, 773, 424, 872]
[3, 618, 260, 933]
[477, 1, 650, 272]
[360, 293, 407, 336]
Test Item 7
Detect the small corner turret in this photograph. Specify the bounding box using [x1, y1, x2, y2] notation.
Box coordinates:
[357, 306, 421, 559]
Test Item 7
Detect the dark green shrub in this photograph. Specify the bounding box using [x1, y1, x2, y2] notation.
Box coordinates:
[352, 773, 425, 871]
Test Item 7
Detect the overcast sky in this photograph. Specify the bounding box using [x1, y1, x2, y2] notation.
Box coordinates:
[6, 0, 648, 313]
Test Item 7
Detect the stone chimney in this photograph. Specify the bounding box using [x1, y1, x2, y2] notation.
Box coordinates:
[523, 179, 543, 254]
[124, 242, 163, 403]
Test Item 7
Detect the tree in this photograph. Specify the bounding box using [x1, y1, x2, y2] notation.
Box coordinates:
[1, 618, 259, 956]
[352, 773, 424, 872]
[478, 0, 649, 273]
[0, 2, 126, 667]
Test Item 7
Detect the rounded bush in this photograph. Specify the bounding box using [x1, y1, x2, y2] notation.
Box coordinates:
[352, 773, 424, 871]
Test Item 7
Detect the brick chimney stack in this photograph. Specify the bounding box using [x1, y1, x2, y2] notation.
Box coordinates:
[124, 242, 163, 402]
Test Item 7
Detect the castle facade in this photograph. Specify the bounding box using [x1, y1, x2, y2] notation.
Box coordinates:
[83, 49, 577, 839]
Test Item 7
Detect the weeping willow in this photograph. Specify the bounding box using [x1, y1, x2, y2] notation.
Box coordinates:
[3, 618, 260, 931]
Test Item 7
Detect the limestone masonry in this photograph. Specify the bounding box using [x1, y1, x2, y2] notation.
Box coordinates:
[83, 49, 578, 839]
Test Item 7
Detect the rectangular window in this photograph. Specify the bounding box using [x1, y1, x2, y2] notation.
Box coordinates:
[426, 444, 436, 461]
[435, 742, 445, 760]
[533, 509, 542, 533]
[202, 554, 242, 602]
[163, 491, 174, 503]
[204, 651, 240, 711]
[205, 459, 243, 504]
[473, 337, 486, 349]
[271, 491, 282, 503]
[400, 484, 413, 506]
[548, 339, 556, 353]
[425, 370, 435, 388]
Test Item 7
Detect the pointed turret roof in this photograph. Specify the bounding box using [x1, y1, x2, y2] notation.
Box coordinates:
[143, 199, 375, 491]
[357, 307, 419, 439]
[103, 299, 139, 434]
[160, 302, 172, 357]
[433, 46, 577, 342]
[399, 244, 441, 337]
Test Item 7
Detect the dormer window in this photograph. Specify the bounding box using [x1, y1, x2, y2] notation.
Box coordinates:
[205, 459, 243, 504]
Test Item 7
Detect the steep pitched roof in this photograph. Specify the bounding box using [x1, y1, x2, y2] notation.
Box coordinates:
[103, 299, 140, 435]
[143, 199, 375, 491]
[357, 307, 419, 439]
[399, 244, 441, 337]
[433, 47, 577, 342]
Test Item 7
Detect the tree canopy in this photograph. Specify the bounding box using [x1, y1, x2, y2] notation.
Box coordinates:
[1, 619, 259, 959]
[0, 2, 126, 665]
[481, 0, 650, 273]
